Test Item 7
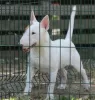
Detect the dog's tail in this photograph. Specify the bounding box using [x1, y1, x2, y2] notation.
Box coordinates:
[65, 5, 76, 41]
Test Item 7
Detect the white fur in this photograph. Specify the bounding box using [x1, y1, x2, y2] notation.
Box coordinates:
[20, 5, 90, 100]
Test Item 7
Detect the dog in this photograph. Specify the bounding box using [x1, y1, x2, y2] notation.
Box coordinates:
[20, 5, 90, 100]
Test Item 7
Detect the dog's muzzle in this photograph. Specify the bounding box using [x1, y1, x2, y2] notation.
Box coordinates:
[22, 43, 36, 53]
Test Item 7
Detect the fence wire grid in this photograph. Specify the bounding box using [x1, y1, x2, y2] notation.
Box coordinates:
[0, 0, 95, 100]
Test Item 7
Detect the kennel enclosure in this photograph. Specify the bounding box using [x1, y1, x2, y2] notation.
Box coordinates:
[0, 0, 95, 99]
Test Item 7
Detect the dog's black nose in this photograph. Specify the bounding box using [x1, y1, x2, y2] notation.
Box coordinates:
[19, 43, 23, 47]
[19, 44, 23, 50]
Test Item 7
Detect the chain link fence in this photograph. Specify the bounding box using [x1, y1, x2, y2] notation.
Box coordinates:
[0, 0, 95, 100]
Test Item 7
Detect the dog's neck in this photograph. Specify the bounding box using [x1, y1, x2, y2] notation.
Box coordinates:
[30, 31, 51, 56]
[40, 31, 51, 46]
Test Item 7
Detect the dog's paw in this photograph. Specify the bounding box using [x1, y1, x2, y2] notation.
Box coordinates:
[45, 95, 54, 100]
[57, 84, 66, 89]
[82, 83, 90, 91]
[44, 97, 54, 100]
[24, 87, 31, 95]
[24, 92, 28, 95]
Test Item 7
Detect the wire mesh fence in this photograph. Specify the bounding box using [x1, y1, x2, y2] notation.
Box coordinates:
[0, 0, 95, 100]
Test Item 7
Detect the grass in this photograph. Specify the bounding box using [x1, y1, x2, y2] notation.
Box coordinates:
[2, 95, 95, 100]
[2, 95, 30, 100]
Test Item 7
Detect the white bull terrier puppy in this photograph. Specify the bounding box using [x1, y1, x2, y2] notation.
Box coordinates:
[20, 5, 90, 100]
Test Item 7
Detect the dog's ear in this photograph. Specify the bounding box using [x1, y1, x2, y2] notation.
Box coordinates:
[40, 15, 49, 30]
[30, 10, 37, 24]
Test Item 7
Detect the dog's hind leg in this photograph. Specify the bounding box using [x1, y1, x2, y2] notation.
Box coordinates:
[57, 68, 67, 89]
[72, 60, 90, 90]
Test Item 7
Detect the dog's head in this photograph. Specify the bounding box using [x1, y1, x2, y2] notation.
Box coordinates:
[20, 11, 49, 52]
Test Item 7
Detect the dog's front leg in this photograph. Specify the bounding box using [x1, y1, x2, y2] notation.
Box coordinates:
[24, 57, 34, 95]
[45, 70, 58, 100]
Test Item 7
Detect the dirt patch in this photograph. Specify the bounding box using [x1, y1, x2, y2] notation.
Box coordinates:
[0, 59, 95, 99]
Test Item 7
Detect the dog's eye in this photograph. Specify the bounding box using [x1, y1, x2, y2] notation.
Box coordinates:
[32, 32, 36, 35]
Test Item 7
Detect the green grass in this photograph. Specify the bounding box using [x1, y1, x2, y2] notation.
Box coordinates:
[2, 95, 30, 100]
